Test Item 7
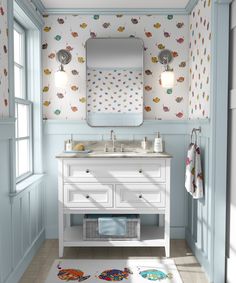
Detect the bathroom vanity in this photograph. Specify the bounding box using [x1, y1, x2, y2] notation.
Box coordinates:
[56, 148, 172, 257]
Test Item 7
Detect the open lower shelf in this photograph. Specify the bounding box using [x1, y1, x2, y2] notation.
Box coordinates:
[64, 225, 165, 247]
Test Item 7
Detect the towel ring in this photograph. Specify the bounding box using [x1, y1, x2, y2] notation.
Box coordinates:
[191, 127, 201, 144]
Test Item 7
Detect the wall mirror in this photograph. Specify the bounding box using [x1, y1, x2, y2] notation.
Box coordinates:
[86, 38, 144, 127]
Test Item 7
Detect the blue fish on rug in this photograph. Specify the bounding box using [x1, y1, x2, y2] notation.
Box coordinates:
[139, 269, 172, 281]
[98, 268, 133, 281]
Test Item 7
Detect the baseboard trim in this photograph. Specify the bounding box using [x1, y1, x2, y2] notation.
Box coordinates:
[5, 229, 45, 283]
[170, 227, 185, 239]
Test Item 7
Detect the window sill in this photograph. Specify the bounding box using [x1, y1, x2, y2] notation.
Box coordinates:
[10, 174, 45, 198]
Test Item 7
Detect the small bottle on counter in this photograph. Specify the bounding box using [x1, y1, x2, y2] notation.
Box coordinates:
[141, 137, 148, 151]
[153, 132, 163, 153]
[65, 134, 73, 151]
[65, 139, 72, 151]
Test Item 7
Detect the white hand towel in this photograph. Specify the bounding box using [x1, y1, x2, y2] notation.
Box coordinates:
[185, 143, 195, 194]
[193, 145, 204, 199]
[185, 143, 204, 199]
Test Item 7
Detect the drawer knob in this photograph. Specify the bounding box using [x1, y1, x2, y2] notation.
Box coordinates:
[139, 169, 143, 173]
[139, 194, 143, 199]
[86, 195, 90, 199]
[86, 169, 90, 173]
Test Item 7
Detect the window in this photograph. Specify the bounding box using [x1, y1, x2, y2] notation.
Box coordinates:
[14, 21, 33, 182]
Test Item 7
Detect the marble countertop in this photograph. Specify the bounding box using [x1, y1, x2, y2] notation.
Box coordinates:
[56, 151, 172, 158]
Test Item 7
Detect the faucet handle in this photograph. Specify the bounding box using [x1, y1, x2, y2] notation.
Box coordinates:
[104, 143, 108, 152]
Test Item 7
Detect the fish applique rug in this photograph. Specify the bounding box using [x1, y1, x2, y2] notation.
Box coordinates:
[44, 259, 183, 283]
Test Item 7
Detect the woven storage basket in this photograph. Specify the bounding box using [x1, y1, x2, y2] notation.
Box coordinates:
[83, 214, 140, 241]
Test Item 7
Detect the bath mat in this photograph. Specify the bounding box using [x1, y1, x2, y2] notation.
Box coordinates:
[44, 258, 183, 283]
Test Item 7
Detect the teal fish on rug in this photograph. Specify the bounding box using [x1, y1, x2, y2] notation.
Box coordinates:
[139, 269, 172, 281]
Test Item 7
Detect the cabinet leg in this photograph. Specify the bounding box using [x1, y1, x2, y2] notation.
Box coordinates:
[59, 242, 64, 258]
[165, 241, 170, 257]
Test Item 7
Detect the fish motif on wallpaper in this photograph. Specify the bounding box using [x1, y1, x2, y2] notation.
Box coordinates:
[176, 22, 184, 28]
[153, 97, 160, 103]
[57, 18, 64, 24]
[0, 0, 9, 117]
[0, 6, 5, 15]
[48, 52, 55, 59]
[42, 43, 48, 49]
[153, 22, 161, 29]
[42, 14, 189, 120]
[54, 35, 61, 41]
[189, 0, 211, 118]
[71, 31, 78, 37]
[44, 26, 51, 32]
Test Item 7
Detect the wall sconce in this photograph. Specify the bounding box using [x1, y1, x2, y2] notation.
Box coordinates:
[158, 49, 175, 88]
[55, 49, 72, 88]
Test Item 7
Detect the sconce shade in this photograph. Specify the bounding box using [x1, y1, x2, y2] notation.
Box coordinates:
[55, 49, 72, 88]
[55, 69, 68, 88]
[161, 70, 175, 88]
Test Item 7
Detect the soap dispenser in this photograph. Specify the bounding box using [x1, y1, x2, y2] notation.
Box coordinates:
[153, 132, 163, 153]
[65, 134, 73, 151]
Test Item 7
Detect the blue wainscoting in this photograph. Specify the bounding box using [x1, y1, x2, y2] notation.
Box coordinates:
[185, 121, 212, 279]
[0, 120, 45, 283]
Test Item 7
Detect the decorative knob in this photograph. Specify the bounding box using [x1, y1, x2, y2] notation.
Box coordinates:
[86, 169, 90, 173]
[139, 169, 143, 173]
[86, 195, 90, 199]
[139, 194, 142, 199]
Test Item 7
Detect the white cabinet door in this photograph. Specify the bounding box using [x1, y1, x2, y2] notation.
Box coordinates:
[116, 183, 166, 208]
[64, 184, 113, 208]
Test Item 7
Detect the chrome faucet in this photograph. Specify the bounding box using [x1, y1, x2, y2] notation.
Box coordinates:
[110, 130, 116, 152]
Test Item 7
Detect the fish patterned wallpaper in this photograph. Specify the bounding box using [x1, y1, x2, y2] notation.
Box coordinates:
[0, 0, 9, 118]
[189, 0, 211, 119]
[87, 69, 143, 113]
[42, 15, 189, 120]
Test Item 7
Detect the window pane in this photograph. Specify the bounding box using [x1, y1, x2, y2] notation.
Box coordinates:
[15, 103, 18, 137]
[16, 141, 19, 178]
[18, 104, 29, 138]
[14, 29, 22, 65]
[14, 65, 24, 98]
[18, 139, 30, 176]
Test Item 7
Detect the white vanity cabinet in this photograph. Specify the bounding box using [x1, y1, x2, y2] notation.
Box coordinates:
[57, 155, 171, 257]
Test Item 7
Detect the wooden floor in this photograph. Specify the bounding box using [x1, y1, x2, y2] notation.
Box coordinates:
[19, 240, 209, 283]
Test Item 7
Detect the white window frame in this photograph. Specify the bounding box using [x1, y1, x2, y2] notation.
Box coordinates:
[14, 21, 34, 183]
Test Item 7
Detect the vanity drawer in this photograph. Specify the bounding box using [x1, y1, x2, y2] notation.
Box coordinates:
[115, 183, 166, 208]
[63, 159, 166, 182]
[64, 184, 113, 208]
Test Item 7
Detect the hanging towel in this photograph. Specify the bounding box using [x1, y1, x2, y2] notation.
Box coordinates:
[98, 217, 127, 236]
[185, 143, 204, 199]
